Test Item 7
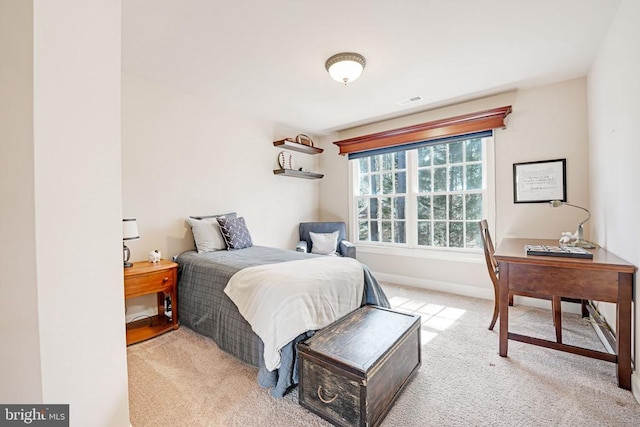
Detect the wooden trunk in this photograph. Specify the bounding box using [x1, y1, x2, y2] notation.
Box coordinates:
[298, 305, 421, 427]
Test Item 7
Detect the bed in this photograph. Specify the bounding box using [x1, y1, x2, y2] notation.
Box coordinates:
[175, 245, 390, 398]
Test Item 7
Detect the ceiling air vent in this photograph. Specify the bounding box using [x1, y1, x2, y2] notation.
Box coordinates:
[396, 95, 424, 106]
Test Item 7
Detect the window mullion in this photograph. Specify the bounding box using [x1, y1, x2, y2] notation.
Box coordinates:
[348, 160, 356, 242]
[405, 150, 418, 247]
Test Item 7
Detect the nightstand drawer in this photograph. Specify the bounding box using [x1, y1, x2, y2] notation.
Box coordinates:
[125, 269, 175, 299]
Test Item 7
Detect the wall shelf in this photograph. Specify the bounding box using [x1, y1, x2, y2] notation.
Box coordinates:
[273, 139, 324, 155]
[273, 169, 324, 179]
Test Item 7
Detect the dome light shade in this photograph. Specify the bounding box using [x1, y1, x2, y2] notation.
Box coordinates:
[325, 52, 366, 85]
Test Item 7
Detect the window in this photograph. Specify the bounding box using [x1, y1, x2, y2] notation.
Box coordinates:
[356, 152, 407, 244]
[352, 135, 492, 251]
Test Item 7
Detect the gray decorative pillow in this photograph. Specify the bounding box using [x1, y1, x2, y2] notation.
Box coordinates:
[216, 216, 253, 250]
[186, 217, 227, 253]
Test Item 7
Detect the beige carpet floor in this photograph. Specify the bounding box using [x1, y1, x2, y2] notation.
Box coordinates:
[128, 283, 640, 426]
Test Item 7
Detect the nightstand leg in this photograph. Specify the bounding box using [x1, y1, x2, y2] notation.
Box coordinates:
[171, 289, 178, 329]
[157, 292, 165, 318]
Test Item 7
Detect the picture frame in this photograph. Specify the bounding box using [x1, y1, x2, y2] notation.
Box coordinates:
[513, 158, 566, 203]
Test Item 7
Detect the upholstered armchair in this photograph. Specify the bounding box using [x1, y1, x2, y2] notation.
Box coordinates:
[296, 222, 356, 259]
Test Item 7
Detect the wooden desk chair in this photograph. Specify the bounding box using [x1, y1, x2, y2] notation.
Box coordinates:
[478, 220, 562, 342]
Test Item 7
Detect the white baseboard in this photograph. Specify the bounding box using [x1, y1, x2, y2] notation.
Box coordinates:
[632, 372, 640, 405]
[373, 271, 583, 315]
[374, 272, 492, 299]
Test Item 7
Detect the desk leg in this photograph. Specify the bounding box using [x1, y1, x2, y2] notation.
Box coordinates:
[616, 272, 632, 390]
[499, 262, 509, 357]
[581, 300, 589, 318]
[552, 295, 562, 344]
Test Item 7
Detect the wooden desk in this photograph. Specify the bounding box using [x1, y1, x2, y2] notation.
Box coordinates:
[494, 238, 635, 390]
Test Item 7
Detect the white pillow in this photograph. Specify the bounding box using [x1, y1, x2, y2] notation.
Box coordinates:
[186, 217, 227, 252]
[310, 231, 340, 256]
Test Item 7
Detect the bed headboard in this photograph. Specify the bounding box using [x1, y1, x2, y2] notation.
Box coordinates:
[188, 212, 237, 221]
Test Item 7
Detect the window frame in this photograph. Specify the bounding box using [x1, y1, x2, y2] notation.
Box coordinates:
[348, 136, 496, 257]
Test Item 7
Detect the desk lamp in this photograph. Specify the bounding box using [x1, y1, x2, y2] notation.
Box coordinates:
[123, 218, 139, 267]
[549, 200, 595, 248]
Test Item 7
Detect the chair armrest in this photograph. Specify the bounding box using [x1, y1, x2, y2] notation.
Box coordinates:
[296, 240, 308, 253]
[339, 240, 356, 259]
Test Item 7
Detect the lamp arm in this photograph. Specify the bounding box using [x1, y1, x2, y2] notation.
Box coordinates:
[564, 203, 591, 226]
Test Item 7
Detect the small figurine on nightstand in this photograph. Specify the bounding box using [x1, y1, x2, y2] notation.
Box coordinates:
[147, 249, 161, 263]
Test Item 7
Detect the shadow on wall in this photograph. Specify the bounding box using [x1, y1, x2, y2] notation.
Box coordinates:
[166, 219, 195, 259]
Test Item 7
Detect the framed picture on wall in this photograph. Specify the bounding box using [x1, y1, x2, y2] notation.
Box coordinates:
[513, 158, 566, 203]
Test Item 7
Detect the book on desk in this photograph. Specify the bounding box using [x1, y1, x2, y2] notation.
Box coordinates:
[525, 244, 593, 259]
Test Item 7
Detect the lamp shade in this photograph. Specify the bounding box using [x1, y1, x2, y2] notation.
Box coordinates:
[325, 52, 366, 85]
[123, 218, 139, 240]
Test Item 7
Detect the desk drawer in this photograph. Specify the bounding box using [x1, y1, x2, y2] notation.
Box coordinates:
[507, 264, 619, 302]
[125, 270, 174, 299]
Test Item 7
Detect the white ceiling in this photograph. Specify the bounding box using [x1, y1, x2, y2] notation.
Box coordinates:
[122, 0, 621, 135]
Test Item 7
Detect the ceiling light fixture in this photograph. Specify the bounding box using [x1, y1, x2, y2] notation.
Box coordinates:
[325, 52, 366, 85]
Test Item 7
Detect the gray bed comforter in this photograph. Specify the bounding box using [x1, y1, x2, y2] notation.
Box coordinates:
[175, 246, 390, 398]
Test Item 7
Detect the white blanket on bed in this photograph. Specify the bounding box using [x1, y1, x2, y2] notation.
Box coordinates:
[224, 256, 364, 371]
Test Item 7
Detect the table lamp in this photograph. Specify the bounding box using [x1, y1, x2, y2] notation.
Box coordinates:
[549, 200, 595, 248]
[123, 218, 139, 268]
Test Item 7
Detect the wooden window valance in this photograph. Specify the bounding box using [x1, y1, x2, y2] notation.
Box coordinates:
[333, 105, 512, 155]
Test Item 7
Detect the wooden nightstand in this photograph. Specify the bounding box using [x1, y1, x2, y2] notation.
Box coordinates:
[124, 259, 179, 345]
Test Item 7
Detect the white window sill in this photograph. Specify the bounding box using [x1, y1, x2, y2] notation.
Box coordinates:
[356, 243, 484, 264]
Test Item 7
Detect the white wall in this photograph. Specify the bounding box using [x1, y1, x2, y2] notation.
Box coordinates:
[320, 79, 590, 302]
[588, 0, 640, 398]
[0, 0, 42, 402]
[122, 74, 322, 259]
[0, 1, 130, 425]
